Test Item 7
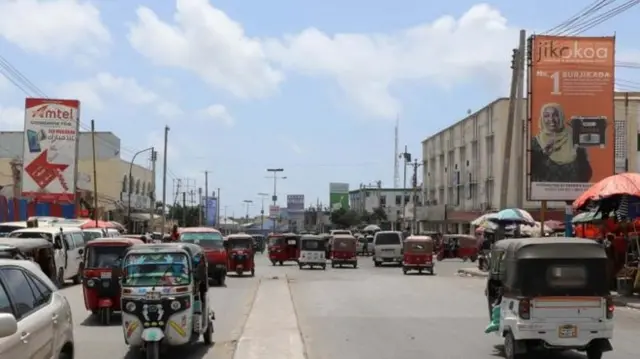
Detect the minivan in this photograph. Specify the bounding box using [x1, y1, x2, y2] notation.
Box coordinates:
[373, 231, 403, 266]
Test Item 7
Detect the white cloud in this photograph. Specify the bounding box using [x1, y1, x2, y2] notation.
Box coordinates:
[278, 136, 303, 155]
[127, 0, 283, 99]
[0, 0, 110, 58]
[198, 104, 234, 127]
[126, 2, 518, 119]
[147, 131, 179, 161]
[56, 72, 182, 115]
[264, 4, 518, 119]
[0, 106, 24, 130]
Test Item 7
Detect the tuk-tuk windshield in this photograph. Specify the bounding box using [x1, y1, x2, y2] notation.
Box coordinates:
[86, 246, 127, 268]
[229, 238, 253, 249]
[122, 252, 190, 286]
[180, 232, 224, 249]
[406, 241, 432, 252]
[519, 259, 609, 296]
[301, 239, 325, 250]
[269, 237, 285, 246]
[0, 225, 24, 237]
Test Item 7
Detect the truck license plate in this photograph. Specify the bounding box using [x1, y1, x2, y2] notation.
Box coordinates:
[145, 292, 161, 300]
[558, 325, 577, 338]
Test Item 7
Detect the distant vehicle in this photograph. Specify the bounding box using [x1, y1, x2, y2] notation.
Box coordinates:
[372, 231, 403, 266]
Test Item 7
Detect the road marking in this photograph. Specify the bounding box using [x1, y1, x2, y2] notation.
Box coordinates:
[233, 278, 305, 359]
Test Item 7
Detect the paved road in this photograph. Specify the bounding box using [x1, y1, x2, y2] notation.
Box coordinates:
[60, 255, 640, 359]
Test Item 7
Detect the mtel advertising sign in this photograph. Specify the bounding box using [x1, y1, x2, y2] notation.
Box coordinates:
[22, 98, 80, 202]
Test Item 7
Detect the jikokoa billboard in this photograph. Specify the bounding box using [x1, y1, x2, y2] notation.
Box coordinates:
[22, 98, 81, 202]
[527, 35, 615, 201]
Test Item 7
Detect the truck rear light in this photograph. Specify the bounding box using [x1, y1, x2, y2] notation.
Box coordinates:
[606, 296, 614, 319]
[518, 298, 531, 320]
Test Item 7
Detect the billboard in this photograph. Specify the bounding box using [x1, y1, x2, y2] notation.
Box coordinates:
[329, 182, 349, 210]
[205, 197, 217, 226]
[527, 35, 615, 201]
[22, 98, 81, 202]
[286, 194, 305, 211]
[269, 205, 280, 218]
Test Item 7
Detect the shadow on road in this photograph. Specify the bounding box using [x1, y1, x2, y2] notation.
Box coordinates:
[492, 344, 590, 358]
[80, 312, 122, 327]
[123, 342, 215, 359]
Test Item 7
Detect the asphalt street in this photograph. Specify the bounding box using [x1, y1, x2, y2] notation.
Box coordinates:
[59, 255, 640, 359]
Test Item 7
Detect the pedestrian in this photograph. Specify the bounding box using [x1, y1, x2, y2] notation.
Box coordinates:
[170, 225, 179, 241]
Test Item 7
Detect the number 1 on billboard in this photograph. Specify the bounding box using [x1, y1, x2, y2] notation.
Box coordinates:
[551, 71, 561, 95]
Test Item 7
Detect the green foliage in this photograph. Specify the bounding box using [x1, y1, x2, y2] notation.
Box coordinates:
[330, 208, 361, 228]
[167, 204, 202, 227]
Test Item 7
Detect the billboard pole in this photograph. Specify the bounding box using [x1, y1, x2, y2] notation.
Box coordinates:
[515, 30, 526, 209]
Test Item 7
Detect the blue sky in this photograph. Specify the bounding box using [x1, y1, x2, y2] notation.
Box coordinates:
[0, 0, 639, 217]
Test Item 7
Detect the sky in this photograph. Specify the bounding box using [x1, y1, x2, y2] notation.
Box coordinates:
[0, 0, 639, 217]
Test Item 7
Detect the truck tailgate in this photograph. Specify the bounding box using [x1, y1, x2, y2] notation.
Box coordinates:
[532, 296, 604, 322]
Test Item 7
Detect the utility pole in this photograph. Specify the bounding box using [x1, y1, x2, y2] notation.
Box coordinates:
[258, 192, 269, 232]
[411, 159, 423, 234]
[514, 29, 526, 209]
[243, 200, 253, 222]
[149, 149, 157, 228]
[216, 188, 221, 227]
[204, 171, 209, 225]
[499, 35, 524, 210]
[266, 168, 285, 207]
[182, 192, 187, 226]
[198, 187, 203, 226]
[399, 146, 411, 225]
[161, 125, 169, 232]
[90, 120, 99, 226]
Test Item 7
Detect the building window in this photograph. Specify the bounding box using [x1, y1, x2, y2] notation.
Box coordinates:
[141, 182, 146, 195]
[135, 179, 141, 194]
[379, 196, 386, 207]
[122, 175, 128, 192]
[395, 195, 402, 205]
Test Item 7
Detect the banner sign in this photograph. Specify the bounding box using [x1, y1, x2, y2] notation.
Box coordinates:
[329, 182, 349, 210]
[269, 205, 280, 218]
[206, 197, 217, 226]
[527, 35, 615, 201]
[286, 194, 305, 211]
[22, 98, 80, 202]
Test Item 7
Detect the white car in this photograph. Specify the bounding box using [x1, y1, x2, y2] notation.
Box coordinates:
[372, 231, 403, 266]
[0, 259, 75, 358]
[9, 227, 86, 287]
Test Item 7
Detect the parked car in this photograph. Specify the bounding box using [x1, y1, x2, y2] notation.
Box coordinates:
[0, 259, 75, 358]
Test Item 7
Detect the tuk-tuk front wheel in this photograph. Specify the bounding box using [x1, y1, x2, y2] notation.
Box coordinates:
[279, 261, 283, 266]
[503, 332, 525, 359]
[145, 341, 160, 359]
[250, 268, 255, 277]
[271, 260, 276, 266]
[99, 308, 111, 325]
[586, 347, 603, 359]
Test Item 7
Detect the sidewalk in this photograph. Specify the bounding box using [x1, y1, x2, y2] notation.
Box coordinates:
[233, 276, 305, 359]
[457, 267, 640, 310]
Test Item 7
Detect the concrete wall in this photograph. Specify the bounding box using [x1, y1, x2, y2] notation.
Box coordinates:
[421, 92, 640, 213]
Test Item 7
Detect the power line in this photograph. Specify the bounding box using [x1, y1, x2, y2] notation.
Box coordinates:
[544, 0, 613, 34]
[565, 0, 639, 36]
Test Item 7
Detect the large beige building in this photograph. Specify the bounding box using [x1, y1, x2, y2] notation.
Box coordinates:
[419, 92, 640, 233]
[0, 131, 154, 221]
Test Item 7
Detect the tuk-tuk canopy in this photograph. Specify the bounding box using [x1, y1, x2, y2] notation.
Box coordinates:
[86, 237, 144, 247]
[404, 235, 433, 251]
[300, 235, 326, 250]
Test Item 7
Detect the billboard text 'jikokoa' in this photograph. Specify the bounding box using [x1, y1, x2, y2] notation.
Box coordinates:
[21, 98, 81, 202]
[527, 35, 615, 201]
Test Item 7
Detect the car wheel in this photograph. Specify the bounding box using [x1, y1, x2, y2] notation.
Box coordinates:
[586, 347, 603, 359]
[504, 331, 525, 359]
[219, 274, 226, 286]
[322, 265, 326, 270]
[56, 268, 65, 288]
[374, 261, 381, 267]
[72, 267, 82, 285]
[203, 319, 213, 345]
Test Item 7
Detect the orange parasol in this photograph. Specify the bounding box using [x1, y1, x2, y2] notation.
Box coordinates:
[573, 173, 640, 211]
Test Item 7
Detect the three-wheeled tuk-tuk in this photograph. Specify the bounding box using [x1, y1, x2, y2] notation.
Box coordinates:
[402, 235, 435, 275]
[120, 243, 214, 359]
[82, 237, 144, 324]
[331, 235, 357, 268]
[179, 227, 227, 285]
[437, 234, 478, 262]
[226, 233, 255, 276]
[268, 233, 300, 265]
[486, 237, 613, 359]
[298, 235, 327, 270]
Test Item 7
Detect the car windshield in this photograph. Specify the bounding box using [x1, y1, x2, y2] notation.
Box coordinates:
[0, 225, 24, 237]
[83, 231, 102, 243]
[375, 233, 401, 245]
[8, 231, 53, 241]
[122, 252, 190, 287]
[87, 246, 128, 268]
[180, 232, 224, 249]
[230, 238, 252, 249]
[332, 231, 350, 235]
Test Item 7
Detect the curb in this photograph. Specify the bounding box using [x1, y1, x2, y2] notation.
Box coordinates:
[457, 268, 489, 278]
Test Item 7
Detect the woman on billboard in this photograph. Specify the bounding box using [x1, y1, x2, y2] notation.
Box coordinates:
[530, 103, 592, 183]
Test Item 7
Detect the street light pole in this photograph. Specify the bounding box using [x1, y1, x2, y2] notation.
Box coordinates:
[243, 200, 253, 222]
[258, 192, 269, 232]
[266, 168, 284, 206]
[127, 146, 154, 233]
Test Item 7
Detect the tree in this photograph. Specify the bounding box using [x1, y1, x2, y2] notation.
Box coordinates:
[330, 208, 361, 228]
[371, 207, 388, 222]
[167, 204, 201, 227]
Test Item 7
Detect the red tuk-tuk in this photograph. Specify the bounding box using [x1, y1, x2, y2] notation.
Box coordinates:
[331, 235, 358, 268]
[436, 234, 478, 261]
[82, 237, 144, 325]
[402, 235, 435, 275]
[268, 233, 300, 265]
[179, 227, 227, 285]
[226, 233, 255, 276]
